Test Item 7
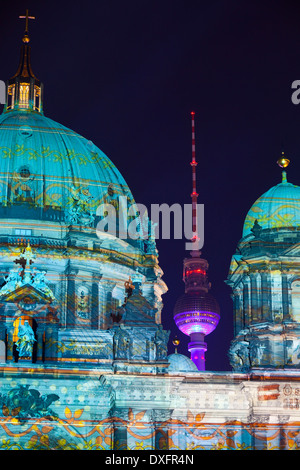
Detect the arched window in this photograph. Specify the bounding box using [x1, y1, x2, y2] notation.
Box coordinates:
[7, 84, 15, 110]
[19, 83, 29, 108]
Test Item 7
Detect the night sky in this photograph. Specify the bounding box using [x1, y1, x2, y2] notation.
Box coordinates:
[1, 0, 300, 370]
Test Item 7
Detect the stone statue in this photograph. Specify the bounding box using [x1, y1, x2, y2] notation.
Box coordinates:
[154, 325, 169, 360]
[113, 326, 131, 360]
[15, 320, 36, 358]
[250, 219, 263, 238]
[32, 270, 55, 300]
[228, 340, 250, 371]
[65, 185, 95, 226]
[141, 213, 158, 256]
[0, 263, 55, 302]
[0, 268, 23, 296]
[0, 385, 59, 423]
[114, 281, 157, 326]
[249, 339, 266, 367]
[286, 339, 300, 366]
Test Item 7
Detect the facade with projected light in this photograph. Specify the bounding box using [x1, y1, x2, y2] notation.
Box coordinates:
[0, 13, 300, 451]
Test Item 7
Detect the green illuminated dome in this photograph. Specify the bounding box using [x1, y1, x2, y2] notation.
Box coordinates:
[0, 110, 134, 214]
[243, 171, 300, 238]
[0, 13, 166, 376]
[0, 33, 134, 227]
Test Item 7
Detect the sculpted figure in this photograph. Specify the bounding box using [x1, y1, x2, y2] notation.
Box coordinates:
[114, 327, 131, 360]
[0, 268, 22, 296]
[229, 340, 250, 371]
[15, 320, 36, 358]
[249, 339, 265, 367]
[154, 325, 169, 360]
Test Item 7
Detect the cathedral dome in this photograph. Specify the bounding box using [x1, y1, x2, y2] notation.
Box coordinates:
[167, 352, 198, 372]
[0, 33, 135, 230]
[242, 171, 300, 238]
[0, 109, 134, 221]
[0, 12, 167, 373]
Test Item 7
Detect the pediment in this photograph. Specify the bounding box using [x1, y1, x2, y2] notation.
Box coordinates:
[0, 283, 52, 304]
[281, 242, 300, 258]
[228, 254, 243, 277]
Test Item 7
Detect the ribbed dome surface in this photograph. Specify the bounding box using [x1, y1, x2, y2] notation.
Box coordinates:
[243, 174, 300, 237]
[173, 291, 220, 336]
[167, 353, 198, 372]
[174, 292, 220, 316]
[0, 110, 134, 215]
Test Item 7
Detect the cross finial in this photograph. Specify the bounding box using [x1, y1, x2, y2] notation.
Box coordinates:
[19, 9, 35, 43]
[23, 243, 35, 266]
[13, 243, 35, 271]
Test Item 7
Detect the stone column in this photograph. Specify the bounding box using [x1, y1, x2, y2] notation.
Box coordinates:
[44, 323, 59, 362]
[232, 286, 243, 336]
[35, 324, 45, 363]
[270, 270, 283, 322]
[251, 416, 269, 450]
[6, 323, 14, 362]
[0, 318, 6, 363]
[282, 271, 292, 321]
[277, 416, 290, 449]
[0, 320, 6, 343]
[242, 275, 251, 329]
[3, 306, 14, 362]
[59, 272, 68, 327]
[112, 408, 128, 450]
[91, 274, 101, 329]
[152, 409, 172, 450]
[261, 271, 273, 322]
[250, 272, 261, 323]
[66, 270, 77, 328]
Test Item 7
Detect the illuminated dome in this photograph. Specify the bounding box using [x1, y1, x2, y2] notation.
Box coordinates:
[0, 17, 168, 372]
[0, 30, 135, 232]
[167, 353, 198, 372]
[243, 171, 300, 238]
[0, 110, 134, 221]
[174, 292, 220, 336]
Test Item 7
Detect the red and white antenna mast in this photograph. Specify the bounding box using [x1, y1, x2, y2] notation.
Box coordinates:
[172, 111, 220, 371]
[190, 111, 199, 247]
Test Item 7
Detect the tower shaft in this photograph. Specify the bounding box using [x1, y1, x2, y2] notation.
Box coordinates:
[173, 112, 220, 371]
[188, 332, 207, 371]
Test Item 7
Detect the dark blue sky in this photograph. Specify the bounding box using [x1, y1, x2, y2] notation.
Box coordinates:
[1, 0, 300, 370]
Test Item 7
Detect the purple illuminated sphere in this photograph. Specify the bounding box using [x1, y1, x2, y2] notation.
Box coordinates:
[173, 292, 220, 337]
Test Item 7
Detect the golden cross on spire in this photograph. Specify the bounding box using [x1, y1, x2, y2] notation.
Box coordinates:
[19, 9, 35, 43]
[19, 9, 35, 32]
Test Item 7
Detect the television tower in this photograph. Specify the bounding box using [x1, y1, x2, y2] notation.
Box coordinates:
[173, 112, 220, 371]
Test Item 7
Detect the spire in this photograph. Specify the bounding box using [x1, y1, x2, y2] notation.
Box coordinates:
[190, 111, 200, 249]
[277, 152, 290, 184]
[172, 112, 220, 371]
[4, 9, 43, 114]
[19, 9, 36, 44]
[172, 337, 180, 354]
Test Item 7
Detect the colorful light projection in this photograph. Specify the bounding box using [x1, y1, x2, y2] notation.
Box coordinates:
[174, 253, 220, 370]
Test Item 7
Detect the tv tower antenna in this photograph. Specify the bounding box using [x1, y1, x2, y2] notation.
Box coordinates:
[172, 111, 220, 370]
[190, 111, 200, 249]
